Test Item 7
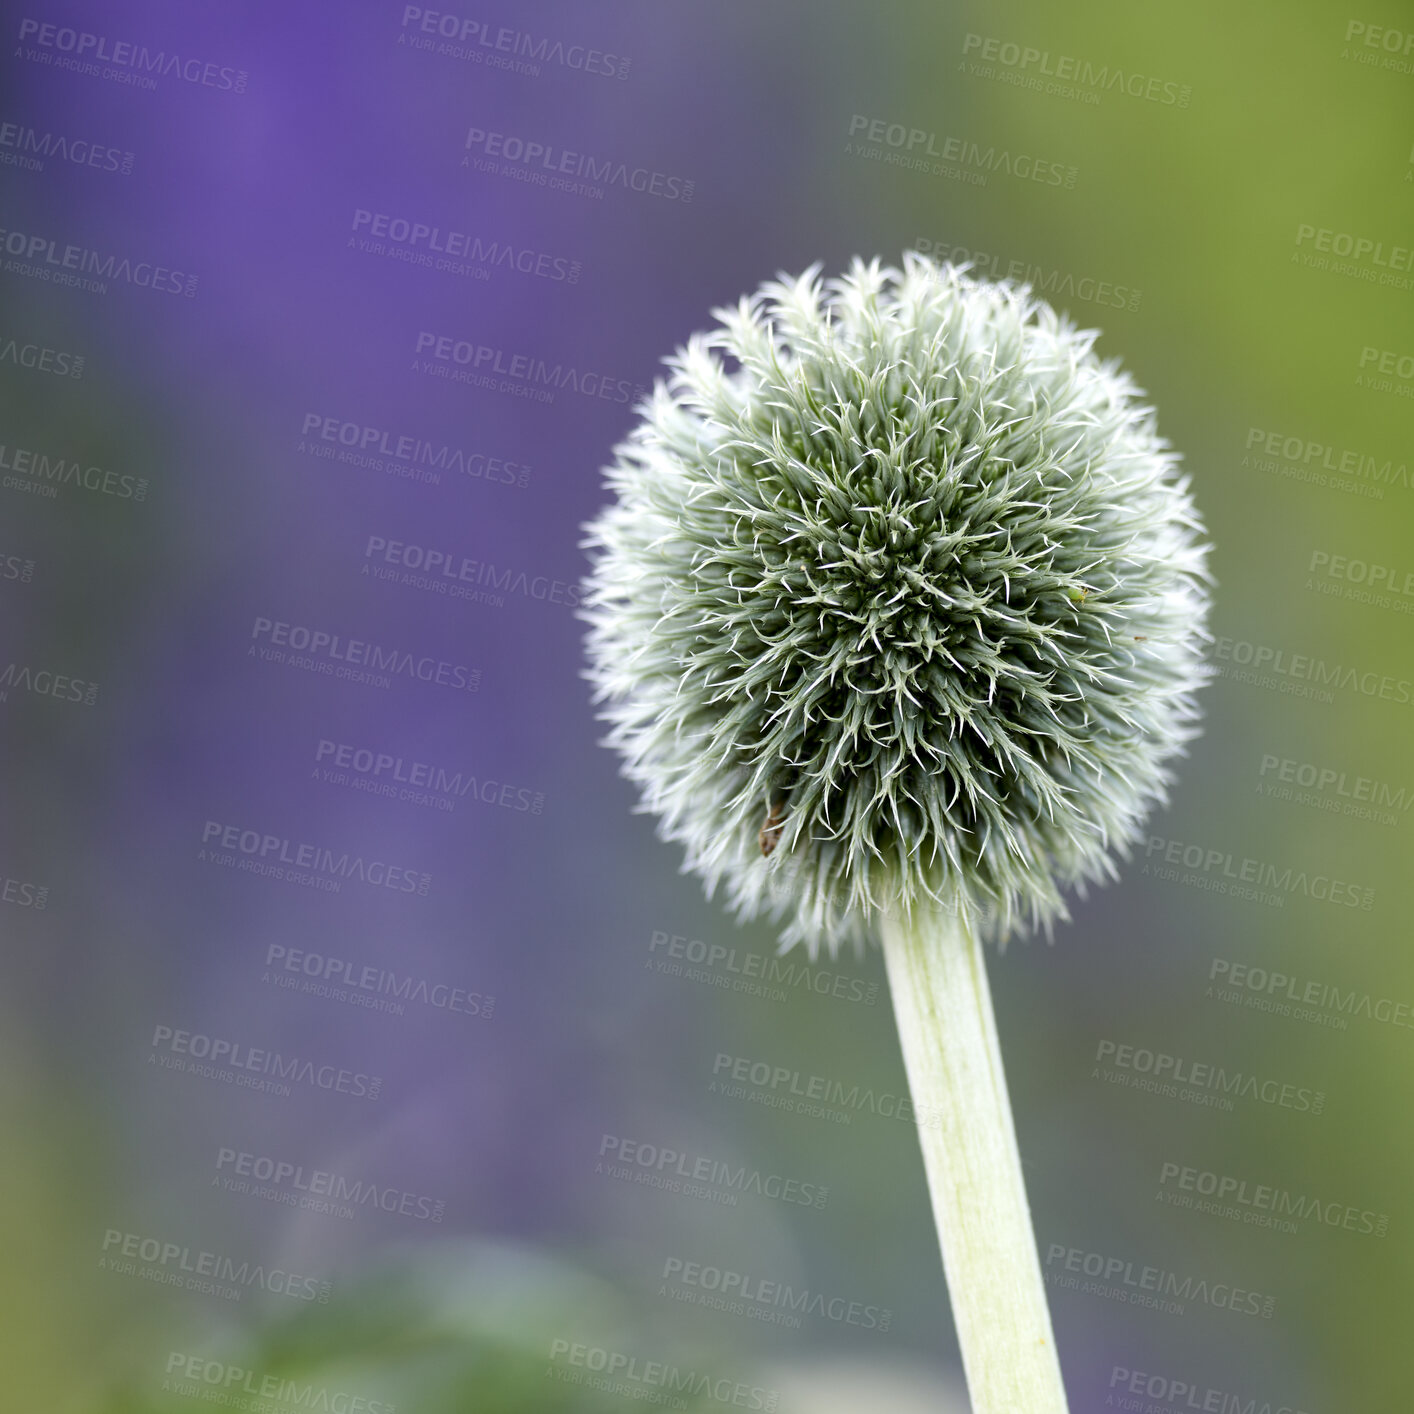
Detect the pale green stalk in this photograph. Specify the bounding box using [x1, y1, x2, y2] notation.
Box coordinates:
[881, 902, 1068, 1414]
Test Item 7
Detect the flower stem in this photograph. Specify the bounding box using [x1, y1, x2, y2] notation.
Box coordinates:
[879, 901, 1069, 1414]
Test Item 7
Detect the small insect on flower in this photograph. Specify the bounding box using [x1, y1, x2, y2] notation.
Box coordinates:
[759, 799, 785, 856]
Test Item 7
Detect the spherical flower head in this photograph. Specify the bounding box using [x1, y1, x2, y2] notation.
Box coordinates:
[581, 253, 1211, 956]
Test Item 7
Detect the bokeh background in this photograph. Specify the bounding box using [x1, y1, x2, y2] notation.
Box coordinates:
[3, 0, 1412, 1409]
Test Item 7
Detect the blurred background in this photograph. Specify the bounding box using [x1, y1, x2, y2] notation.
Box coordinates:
[2, 0, 1412, 1409]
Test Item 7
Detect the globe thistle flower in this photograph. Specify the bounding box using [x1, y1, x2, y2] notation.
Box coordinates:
[581, 253, 1211, 1414]
[581, 253, 1210, 956]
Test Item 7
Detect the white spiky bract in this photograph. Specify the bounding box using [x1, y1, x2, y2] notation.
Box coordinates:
[581, 254, 1210, 956]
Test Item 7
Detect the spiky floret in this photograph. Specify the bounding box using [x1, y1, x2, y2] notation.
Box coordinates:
[581, 253, 1211, 956]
